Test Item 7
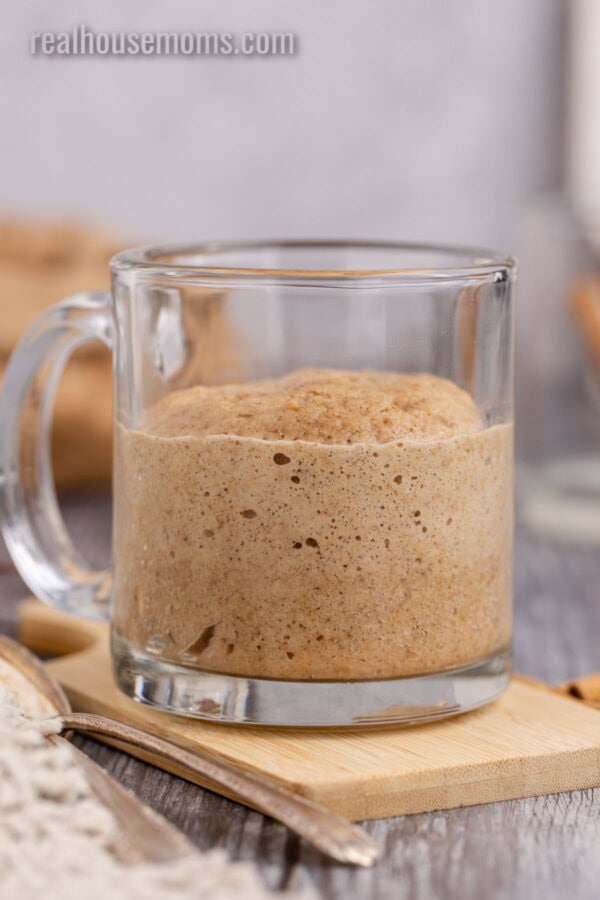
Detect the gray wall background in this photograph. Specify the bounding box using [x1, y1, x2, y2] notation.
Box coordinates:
[0, 0, 566, 251]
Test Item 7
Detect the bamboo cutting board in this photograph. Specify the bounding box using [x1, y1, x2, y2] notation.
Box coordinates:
[17, 599, 600, 822]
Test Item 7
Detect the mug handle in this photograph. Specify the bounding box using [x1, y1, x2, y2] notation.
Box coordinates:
[0, 291, 113, 620]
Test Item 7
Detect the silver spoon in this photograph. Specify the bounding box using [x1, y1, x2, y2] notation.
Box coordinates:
[0, 634, 194, 864]
[0, 634, 379, 867]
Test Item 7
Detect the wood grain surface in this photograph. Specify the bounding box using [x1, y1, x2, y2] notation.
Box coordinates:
[17, 599, 600, 822]
[2, 493, 600, 899]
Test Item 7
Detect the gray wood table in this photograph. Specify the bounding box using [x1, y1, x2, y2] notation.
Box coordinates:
[1, 493, 600, 900]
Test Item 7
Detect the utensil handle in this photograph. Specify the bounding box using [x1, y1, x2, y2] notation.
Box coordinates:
[0, 292, 113, 619]
[59, 711, 379, 867]
[55, 735, 195, 864]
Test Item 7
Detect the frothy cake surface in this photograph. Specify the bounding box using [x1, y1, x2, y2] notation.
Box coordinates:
[113, 369, 512, 680]
[145, 368, 482, 443]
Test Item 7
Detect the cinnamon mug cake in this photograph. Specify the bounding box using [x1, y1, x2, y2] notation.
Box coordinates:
[0, 241, 515, 725]
[114, 368, 512, 683]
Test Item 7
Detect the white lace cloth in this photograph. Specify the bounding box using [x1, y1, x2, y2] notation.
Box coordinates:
[0, 684, 309, 899]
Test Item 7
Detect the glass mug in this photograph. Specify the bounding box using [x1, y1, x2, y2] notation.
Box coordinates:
[0, 242, 515, 726]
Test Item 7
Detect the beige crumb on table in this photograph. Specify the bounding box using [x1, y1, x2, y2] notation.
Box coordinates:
[114, 368, 513, 681]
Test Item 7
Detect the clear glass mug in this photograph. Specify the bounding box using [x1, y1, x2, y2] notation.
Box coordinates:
[0, 242, 515, 727]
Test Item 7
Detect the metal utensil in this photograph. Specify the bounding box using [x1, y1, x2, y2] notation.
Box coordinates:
[0, 634, 195, 864]
[0, 634, 379, 867]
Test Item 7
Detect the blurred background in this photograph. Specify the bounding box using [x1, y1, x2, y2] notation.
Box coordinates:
[0, 0, 566, 246]
[2, 0, 600, 542]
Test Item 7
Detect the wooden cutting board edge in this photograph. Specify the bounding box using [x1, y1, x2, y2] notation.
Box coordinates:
[16, 598, 600, 821]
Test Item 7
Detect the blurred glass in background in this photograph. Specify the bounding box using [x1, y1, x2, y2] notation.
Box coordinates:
[516, 0, 600, 542]
[516, 194, 600, 541]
